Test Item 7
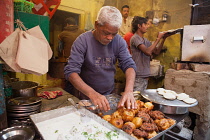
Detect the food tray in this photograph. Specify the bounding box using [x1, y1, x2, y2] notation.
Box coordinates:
[103, 94, 177, 140]
[30, 105, 135, 140]
[141, 89, 198, 107]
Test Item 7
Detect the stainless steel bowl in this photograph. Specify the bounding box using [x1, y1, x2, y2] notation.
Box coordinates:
[153, 103, 189, 114]
[78, 100, 97, 113]
[0, 126, 35, 140]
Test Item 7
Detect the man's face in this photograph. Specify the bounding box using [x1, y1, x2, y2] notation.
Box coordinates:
[94, 22, 118, 45]
[121, 8, 129, 18]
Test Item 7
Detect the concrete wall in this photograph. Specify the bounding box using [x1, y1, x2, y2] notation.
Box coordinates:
[59, 0, 105, 29]
[116, 0, 192, 88]
[164, 69, 210, 140]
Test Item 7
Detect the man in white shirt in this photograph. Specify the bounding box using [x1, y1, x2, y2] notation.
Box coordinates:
[118, 5, 133, 37]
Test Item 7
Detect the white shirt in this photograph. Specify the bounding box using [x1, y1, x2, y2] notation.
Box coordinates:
[118, 16, 133, 37]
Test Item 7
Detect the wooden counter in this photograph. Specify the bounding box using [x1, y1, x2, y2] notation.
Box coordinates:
[38, 87, 79, 112]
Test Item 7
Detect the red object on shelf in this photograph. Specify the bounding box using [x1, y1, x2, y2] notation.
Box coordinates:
[32, 0, 61, 19]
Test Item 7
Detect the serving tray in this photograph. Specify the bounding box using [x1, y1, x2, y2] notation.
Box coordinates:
[103, 94, 178, 140]
[141, 89, 198, 107]
[30, 105, 135, 140]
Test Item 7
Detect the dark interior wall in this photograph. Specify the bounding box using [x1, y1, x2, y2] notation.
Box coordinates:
[50, 10, 80, 27]
[191, 0, 210, 25]
[49, 10, 80, 57]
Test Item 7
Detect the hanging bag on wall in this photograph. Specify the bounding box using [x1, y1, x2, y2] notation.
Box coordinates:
[27, 25, 53, 60]
[15, 19, 51, 75]
[0, 28, 21, 72]
[0, 19, 52, 75]
[16, 30, 49, 75]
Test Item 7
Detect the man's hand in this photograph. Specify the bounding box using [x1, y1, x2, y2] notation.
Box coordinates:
[117, 92, 137, 109]
[89, 92, 110, 112]
[157, 32, 167, 39]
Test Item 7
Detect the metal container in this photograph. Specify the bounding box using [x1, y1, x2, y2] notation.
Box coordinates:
[0, 126, 35, 140]
[181, 24, 210, 62]
[11, 81, 39, 97]
[154, 103, 189, 114]
[7, 97, 41, 119]
[141, 89, 198, 114]
[78, 100, 97, 113]
[30, 106, 136, 140]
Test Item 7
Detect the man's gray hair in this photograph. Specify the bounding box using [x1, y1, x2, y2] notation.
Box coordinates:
[96, 6, 122, 28]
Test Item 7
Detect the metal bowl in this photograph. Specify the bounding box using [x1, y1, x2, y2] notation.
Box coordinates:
[78, 100, 97, 113]
[153, 103, 189, 114]
[0, 126, 35, 140]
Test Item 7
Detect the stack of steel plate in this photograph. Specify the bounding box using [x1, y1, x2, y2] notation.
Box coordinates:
[6, 97, 42, 126]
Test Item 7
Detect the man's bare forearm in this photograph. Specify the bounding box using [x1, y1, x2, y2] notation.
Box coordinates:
[124, 68, 136, 93]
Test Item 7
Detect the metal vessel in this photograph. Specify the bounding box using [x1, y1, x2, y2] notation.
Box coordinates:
[141, 89, 198, 114]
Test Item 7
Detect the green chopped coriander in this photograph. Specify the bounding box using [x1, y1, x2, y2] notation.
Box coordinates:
[82, 132, 88, 136]
[105, 131, 119, 140]
[54, 130, 58, 133]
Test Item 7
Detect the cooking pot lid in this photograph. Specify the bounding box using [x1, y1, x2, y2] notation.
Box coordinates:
[8, 97, 42, 106]
[141, 89, 198, 107]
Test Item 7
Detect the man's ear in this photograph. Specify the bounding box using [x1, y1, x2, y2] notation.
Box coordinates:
[95, 21, 99, 29]
[95, 21, 99, 25]
[138, 24, 141, 28]
[94, 21, 97, 28]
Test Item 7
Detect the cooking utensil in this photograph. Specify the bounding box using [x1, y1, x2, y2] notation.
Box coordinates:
[141, 89, 198, 114]
[11, 81, 39, 97]
[0, 126, 35, 140]
[67, 98, 78, 109]
[78, 100, 97, 113]
[68, 98, 90, 122]
[7, 96, 42, 106]
[181, 24, 210, 62]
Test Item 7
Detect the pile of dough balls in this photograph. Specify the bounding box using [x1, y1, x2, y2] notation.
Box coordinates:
[156, 88, 197, 104]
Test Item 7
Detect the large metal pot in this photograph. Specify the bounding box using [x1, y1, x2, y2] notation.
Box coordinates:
[11, 81, 39, 97]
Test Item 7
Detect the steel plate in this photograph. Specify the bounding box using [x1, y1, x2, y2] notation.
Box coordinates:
[7, 103, 41, 111]
[7, 97, 42, 106]
[8, 110, 40, 117]
[0, 126, 35, 140]
[7, 107, 40, 113]
[141, 89, 198, 107]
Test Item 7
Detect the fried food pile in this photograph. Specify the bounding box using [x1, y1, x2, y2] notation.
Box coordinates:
[101, 100, 176, 140]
